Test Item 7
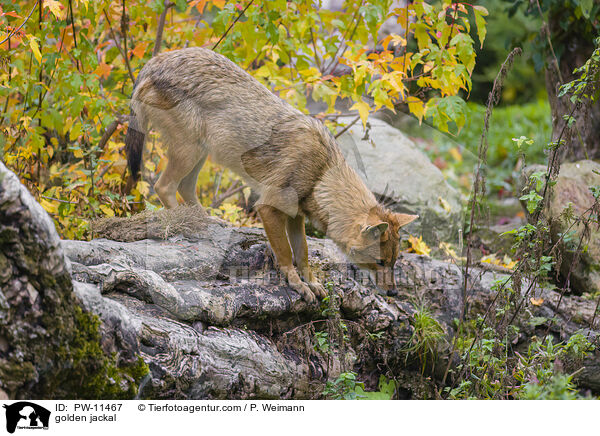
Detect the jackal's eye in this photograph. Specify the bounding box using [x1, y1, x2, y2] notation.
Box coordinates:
[376, 259, 385, 267]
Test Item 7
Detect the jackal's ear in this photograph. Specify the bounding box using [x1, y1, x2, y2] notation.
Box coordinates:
[362, 222, 389, 240]
[394, 213, 418, 228]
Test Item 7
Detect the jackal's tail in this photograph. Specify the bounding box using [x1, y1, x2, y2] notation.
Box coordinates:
[124, 109, 145, 193]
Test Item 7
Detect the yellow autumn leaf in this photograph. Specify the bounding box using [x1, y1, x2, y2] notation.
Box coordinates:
[449, 147, 462, 162]
[407, 235, 431, 257]
[530, 297, 544, 306]
[99, 205, 115, 217]
[406, 96, 425, 123]
[44, 0, 64, 19]
[502, 255, 518, 270]
[28, 36, 42, 63]
[40, 198, 58, 215]
[136, 181, 150, 196]
[438, 196, 451, 213]
[350, 100, 371, 128]
[481, 254, 517, 270]
[144, 160, 156, 172]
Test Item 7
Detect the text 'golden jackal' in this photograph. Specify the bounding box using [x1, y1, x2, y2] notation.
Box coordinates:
[125, 47, 417, 302]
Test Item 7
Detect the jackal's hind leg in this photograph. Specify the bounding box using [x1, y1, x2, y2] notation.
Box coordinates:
[257, 205, 316, 303]
[178, 149, 208, 205]
[286, 214, 326, 299]
[155, 145, 204, 209]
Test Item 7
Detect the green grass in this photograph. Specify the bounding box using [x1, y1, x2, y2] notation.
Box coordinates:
[401, 98, 552, 196]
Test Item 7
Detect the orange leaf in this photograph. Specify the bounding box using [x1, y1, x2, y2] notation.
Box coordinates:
[190, 0, 209, 13]
[131, 41, 150, 59]
[94, 62, 112, 80]
[530, 297, 544, 306]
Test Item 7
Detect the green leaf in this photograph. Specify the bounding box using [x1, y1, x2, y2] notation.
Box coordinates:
[414, 23, 430, 50]
[174, 0, 188, 12]
[578, 0, 593, 19]
[472, 6, 488, 49]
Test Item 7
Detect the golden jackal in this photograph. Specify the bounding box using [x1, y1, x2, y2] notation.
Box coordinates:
[125, 47, 417, 303]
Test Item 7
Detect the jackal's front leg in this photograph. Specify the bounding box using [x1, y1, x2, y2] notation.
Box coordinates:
[257, 205, 317, 303]
[286, 214, 326, 299]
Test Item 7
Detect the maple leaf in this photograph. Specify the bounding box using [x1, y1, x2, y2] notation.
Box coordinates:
[93, 62, 112, 80]
[349, 100, 371, 128]
[131, 41, 150, 59]
[43, 0, 64, 19]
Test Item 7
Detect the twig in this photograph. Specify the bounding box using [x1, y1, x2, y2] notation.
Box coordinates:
[323, 3, 362, 76]
[40, 195, 78, 205]
[0, 2, 38, 46]
[121, 0, 132, 74]
[98, 119, 121, 151]
[211, 181, 247, 208]
[68, 0, 80, 72]
[334, 115, 360, 139]
[441, 48, 522, 388]
[309, 27, 321, 71]
[153, 0, 174, 57]
[103, 9, 135, 83]
[212, 0, 256, 51]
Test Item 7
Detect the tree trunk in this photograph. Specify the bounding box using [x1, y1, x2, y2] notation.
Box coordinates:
[544, 16, 600, 162]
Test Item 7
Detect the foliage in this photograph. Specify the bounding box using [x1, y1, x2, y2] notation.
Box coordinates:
[400, 99, 551, 196]
[323, 371, 364, 400]
[0, 0, 486, 239]
[445, 37, 600, 401]
[469, 0, 544, 104]
[323, 372, 397, 400]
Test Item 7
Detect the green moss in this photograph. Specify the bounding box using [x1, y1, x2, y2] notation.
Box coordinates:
[46, 306, 149, 399]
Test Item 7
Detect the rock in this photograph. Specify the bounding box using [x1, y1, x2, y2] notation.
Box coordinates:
[0, 162, 145, 399]
[521, 160, 600, 295]
[336, 118, 462, 245]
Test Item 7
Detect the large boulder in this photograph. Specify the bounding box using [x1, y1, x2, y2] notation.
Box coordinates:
[337, 118, 462, 245]
[521, 160, 600, 295]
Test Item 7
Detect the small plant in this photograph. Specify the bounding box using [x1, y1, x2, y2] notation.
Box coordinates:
[323, 372, 365, 400]
[405, 304, 446, 373]
[314, 331, 330, 355]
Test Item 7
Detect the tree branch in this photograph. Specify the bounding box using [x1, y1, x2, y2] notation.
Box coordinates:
[102, 9, 135, 83]
[211, 180, 247, 208]
[153, 1, 174, 57]
[0, 2, 38, 46]
[212, 0, 255, 50]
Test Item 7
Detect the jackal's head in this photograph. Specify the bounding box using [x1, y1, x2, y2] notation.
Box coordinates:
[346, 207, 418, 291]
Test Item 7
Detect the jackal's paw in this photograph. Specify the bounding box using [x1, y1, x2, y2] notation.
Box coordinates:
[289, 280, 317, 304]
[308, 281, 327, 299]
